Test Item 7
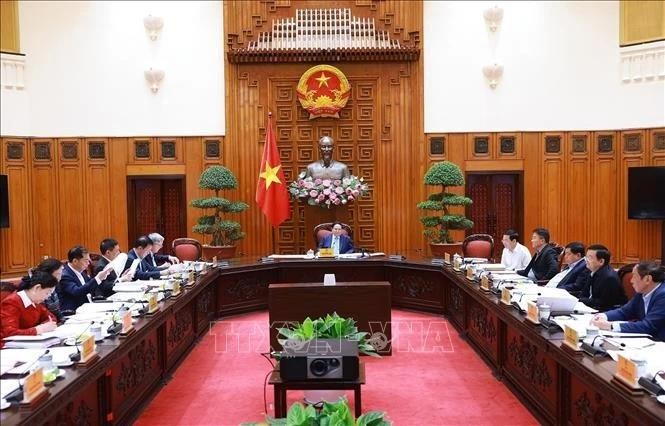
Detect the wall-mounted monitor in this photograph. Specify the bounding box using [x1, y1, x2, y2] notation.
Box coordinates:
[628, 166, 665, 220]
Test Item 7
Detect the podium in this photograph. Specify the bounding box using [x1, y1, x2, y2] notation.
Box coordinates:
[302, 201, 350, 249]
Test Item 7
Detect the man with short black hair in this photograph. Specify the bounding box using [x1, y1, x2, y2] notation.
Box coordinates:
[59, 245, 111, 311]
[578, 244, 627, 311]
[546, 241, 587, 291]
[93, 238, 131, 298]
[517, 228, 559, 282]
[500, 229, 531, 270]
[125, 236, 171, 280]
[592, 261, 665, 341]
[318, 222, 354, 255]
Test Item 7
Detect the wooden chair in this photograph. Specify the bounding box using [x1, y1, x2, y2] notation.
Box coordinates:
[535, 242, 565, 286]
[462, 234, 494, 261]
[172, 238, 203, 261]
[618, 263, 636, 301]
[0, 279, 21, 301]
[313, 222, 353, 248]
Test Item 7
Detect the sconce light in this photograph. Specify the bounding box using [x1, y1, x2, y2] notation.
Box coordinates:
[482, 63, 503, 89]
[483, 6, 504, 32]
[143, 14, 164, 40]
[144, 68, 165, 93]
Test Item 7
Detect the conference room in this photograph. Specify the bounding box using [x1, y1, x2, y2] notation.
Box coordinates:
[1, 1, 664, 425]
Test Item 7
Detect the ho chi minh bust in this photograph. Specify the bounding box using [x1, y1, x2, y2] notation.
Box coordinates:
[304, 136, 350, 180]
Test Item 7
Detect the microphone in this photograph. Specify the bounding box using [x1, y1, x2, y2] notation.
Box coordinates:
[639, 370, 665, 396]
[581, 334, 608, 357]
[5, 350, 49, 404]
[69, 321, 95, 362]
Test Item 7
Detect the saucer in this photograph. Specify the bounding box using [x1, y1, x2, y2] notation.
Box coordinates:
[0, 398, 9, 410]
[43, 368, 65, 384]
[54, 358, 74, 367]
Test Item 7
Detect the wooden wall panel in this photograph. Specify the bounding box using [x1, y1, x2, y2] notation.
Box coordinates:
[590, 131, 618, 255]
[541, 133, 565, 244]
[522, 132, 541, 245]
[647, 129, 665, 260]
[56, 138, 86, 253]
[619, 130, 647, 264]
[565, 132, 591, 246]
[31, 138, 59, 260]
[84, 138, 111, 251]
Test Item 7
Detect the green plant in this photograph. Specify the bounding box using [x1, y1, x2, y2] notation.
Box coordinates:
[242, 396, 391, 426]
[190, 166, 249, 246]
[416, 161, 474, 244]
[277, 312, 380, 357]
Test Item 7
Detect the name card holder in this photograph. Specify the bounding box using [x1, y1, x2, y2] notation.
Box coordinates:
[444, 253, 451, 264]
[20, 367, 48, 407]
[562, 324, 583, 353]
[526, 301, 540, 324]
[318, 248, 335, 258]
[388, 254, 406, 261]
[186, 271, 196, 287]
[431, 258, 445, 266]
[466, 267, 475, 281]
[612, 354, 644, 394]
[77, 334, 99, 366]
[119, 311, 135, 339]
[500, 288, 512, 305]
[480, 275, 491, 292]
[171, 280, 181, 298]
[259, 257, 276, 263]
[453, 258, 461, 272]
[146, 293, 159, 315]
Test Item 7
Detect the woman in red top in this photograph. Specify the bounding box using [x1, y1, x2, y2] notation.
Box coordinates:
[1, 271, 58, 340]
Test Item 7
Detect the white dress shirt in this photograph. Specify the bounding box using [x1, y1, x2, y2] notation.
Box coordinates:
[331, 236, 340, 255]
[501, 242, 532, 270]
[546, 258, 584, 288]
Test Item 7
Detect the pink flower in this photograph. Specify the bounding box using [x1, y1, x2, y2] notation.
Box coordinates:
[298, 179, 305, 186]
[348, 195, 354, 201]
[322, 179, 331, 187]
[333, 198, 341, 205]
[314, 198, 320, 203]
[305, 182, 314, 189]
[341, 199, 347, 204]
[335, 186, 344, 194]
[318, 194, 325, 201]
[330, 193, 337, 200]
[323, 188, 331, 195]
[352, 190, 360, 196]
[314, 178, 323, 185]
[333, 179, 341, 186]
[309, 190, 318, 198]
[346, 188, 352, 195]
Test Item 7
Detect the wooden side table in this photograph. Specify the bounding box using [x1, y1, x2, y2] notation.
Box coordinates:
[269, 362, 366, 418]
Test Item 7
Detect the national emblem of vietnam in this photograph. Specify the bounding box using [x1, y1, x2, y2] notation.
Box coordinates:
[296, 65, 350, 119]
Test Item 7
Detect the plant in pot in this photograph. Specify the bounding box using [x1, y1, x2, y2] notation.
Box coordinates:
[190, 165, 249, 259]
[416, 161, 474, 258]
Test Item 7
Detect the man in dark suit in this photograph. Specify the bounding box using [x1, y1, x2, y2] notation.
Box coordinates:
[93, 238, 132, 298]
[58, 246, 111, 312]
[592, 261, 665, 341]
[124, 236, 171, 280]
[578, 244, 627, 312]
[318, 222, 354, 255]
[145, 233, 180, 271]
[546, 242, 587, 294]
[517, 228, 559, 282]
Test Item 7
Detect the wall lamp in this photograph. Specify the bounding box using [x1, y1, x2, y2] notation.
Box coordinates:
[144, 68, 165, 93]
[483, 6, 504, 32]
[144, 15, 164, 41]
[482, 63, 503, 89]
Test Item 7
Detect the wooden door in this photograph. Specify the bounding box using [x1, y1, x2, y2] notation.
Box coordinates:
[127, 177, 186, 255]
[466, 174, 522, 260]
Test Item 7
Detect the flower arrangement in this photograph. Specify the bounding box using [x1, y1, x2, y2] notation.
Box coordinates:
[289, 172, 369, 208]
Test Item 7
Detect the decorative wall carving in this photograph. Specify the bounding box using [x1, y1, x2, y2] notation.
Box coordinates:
[500, 136, 515, 154]
[429, 136, 445, 155]
[62, 142, 78, 160]
[135, 141, 150, 158]
[34, 142, 51, 160]
[88, 142, 105, 159]
[598, 135, 614, 153]
[507, 335, 553, 391]
[573, 392, 629, 426]
[474, 137, 489, 154]
[469, 304, 496, 343]
[623, 134, 642, 152]
[54, 400, 94, 426]
[655, 132, 665, 150]
[7, 142, 23, 160]
[115, 338, 158, 396]
[545, 136, 561, 153]
[205, 139, 221, 158]
[167, 310, 192, 347]
[161, 141, 176, 159]
[394, 275, 433, 298]
[572, 135, 587, 153]
[227, 277, 265, 301]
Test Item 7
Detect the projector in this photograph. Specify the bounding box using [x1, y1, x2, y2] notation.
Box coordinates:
[279, 339, 359, 381]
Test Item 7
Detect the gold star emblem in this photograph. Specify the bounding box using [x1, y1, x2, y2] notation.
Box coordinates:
[259, 162, 282, 189]
[315, 72, 331, 88]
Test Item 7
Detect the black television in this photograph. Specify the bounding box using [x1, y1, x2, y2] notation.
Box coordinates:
[0, 174, 8, 228]
[628, 166, 665, 220]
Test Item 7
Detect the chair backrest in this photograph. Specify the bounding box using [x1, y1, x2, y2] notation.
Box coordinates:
[172, 238, 202, 261]
[618, 263, 636, 300]
[463, 234, 494, 260]
[313, 222, 353, 248]
[548, 242, 565, 269]
[0, 278, 21, 301]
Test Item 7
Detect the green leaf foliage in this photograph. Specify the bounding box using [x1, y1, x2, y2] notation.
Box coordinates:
[245, 397, 390, 425]
[190, 166, 248, 246]
[417, 161, 474, 243]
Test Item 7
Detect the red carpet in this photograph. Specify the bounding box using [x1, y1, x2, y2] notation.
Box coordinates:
[136, 310, 537, 425]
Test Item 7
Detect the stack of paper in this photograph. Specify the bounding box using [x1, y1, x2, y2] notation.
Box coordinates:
[113, 282, 148, 292]
[2, 335, 62, 349]
[0, 379, 20, 399]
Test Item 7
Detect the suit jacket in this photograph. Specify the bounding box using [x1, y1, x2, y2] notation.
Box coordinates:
[125, 249, 161, 280]
[605, 282, 665, 341]
[319, 234, 354, 254]
[556, 259, 588, 295]
[57, 264, 99, 312]
[578, 264, 627, 312]
[143, 252, 170, 270]
[0, 292, 56, 341]
[93, 256, 116, 298]
[517, 245, 559, 282]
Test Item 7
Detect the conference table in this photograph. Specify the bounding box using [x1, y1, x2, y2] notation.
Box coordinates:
[1, 256, 663, 425]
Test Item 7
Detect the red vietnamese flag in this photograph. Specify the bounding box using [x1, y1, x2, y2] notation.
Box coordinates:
[256, 112, 290, 227]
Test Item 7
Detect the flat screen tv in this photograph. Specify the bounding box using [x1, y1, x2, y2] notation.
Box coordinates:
[0, 174, 8, 228]
[628, 166, 665, 220]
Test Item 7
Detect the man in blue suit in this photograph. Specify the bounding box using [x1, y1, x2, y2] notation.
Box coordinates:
[592, 261, 665, 341]
[318, 222, 354, 255]
[125, 236, 171, 280]
[545, 242, 586, 293]
[58, 246, 111, 312]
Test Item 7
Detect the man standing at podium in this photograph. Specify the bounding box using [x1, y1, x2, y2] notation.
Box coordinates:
[319, 222, 354, 255]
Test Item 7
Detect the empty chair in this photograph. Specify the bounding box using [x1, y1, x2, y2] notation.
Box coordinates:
[618, 263, 637, 300]
[172, 238, 203, 261]
[462, 234, 494, 261]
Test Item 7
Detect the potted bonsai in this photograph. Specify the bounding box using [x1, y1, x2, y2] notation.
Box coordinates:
[190, 165, 249, 259]
[417, 161, 474, 258]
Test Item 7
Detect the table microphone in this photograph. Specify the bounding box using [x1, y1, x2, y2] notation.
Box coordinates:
[639, 370, 665, 396]
[69, 321, 95, 362]
[5, 350, 49, 404]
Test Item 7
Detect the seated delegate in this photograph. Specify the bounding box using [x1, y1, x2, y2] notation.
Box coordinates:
[0, 271, 58, 341]
[318, 222, 354, 255]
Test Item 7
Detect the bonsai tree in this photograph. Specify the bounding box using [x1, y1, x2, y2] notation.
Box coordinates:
[190, 166, 249, 247]
[417, 161, 474, 244]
